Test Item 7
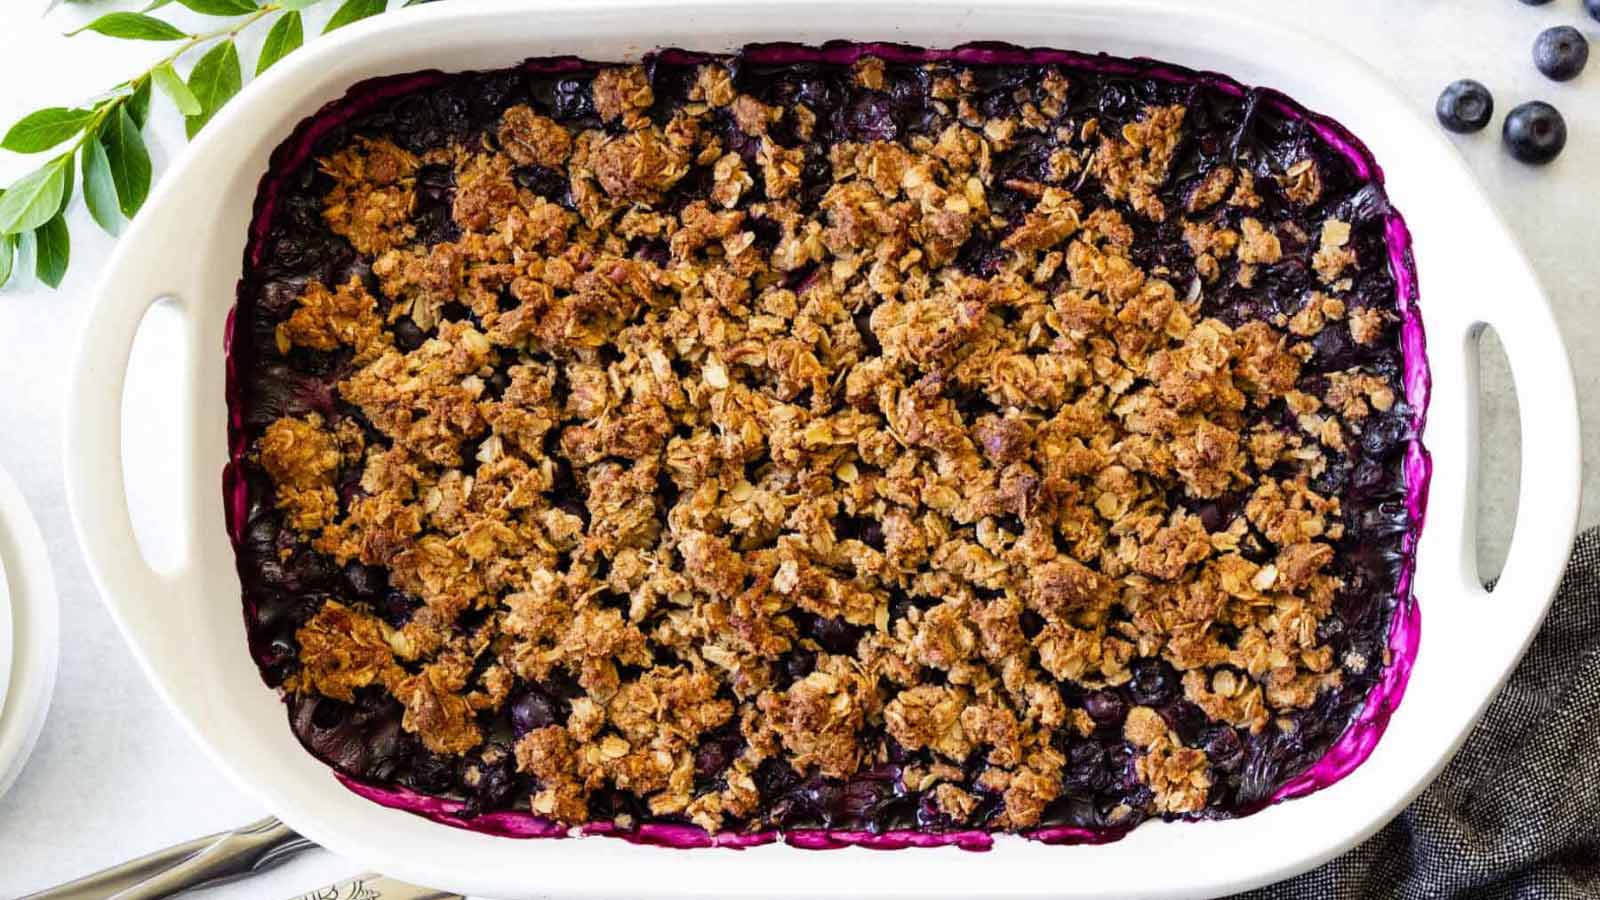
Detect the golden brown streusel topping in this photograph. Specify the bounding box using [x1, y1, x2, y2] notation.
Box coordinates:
[320, 137, 420, 256]
[245, 53, 1412, 835]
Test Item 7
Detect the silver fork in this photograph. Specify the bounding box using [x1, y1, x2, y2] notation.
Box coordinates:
[20, 817, 316, 899]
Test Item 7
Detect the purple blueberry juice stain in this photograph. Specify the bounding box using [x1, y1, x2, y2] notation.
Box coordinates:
[226, 41, 1431, 849]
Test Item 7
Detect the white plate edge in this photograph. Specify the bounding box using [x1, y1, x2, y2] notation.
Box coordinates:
[0, 462, 61, 801]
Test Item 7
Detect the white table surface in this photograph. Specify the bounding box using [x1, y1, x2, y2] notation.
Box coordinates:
[0, 1, 1594, 897]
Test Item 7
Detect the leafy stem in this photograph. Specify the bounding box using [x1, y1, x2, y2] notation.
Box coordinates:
[0, 0, 408, 290]
[129, 4, 281, 75]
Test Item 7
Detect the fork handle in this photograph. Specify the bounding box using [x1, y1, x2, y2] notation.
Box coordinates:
[20, 817, 314, 900]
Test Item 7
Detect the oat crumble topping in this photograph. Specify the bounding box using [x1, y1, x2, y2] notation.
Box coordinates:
[233, 46, 1418, 838]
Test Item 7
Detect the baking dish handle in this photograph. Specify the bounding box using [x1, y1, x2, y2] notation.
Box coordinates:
[63, 238, 203, 641]
[1458, 296, 1581, 637]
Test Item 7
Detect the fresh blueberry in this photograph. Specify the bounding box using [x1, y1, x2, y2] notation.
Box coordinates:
[1083, 689, 1128, 727]
[1589, 0, 1600, 23]
[408, 751, 458, 794]
[1533, 26, 1589, 81]
[1158, 701, 1207, 744]
[1502, 101, 1568, 164]
[1018, 609, 1046, 639]
[392, 316, 426, 351]
[470, 761, 517, 812]
[694, 731, 741, 779]
[843, 94, 899, 142]
[781, 649, 817, 683]
[459, 744, 518, 813]
[840, 774, 892, 823]
[1517, 0, 1554, 5]
[1127, 658, 1178, 706]
[509, 688, 559, 736]
[513, 165, 571, 206]
[379, 589, 422, 628]
[1062, 740, 1113, 791]
[808, 615, 862, 654]
[1434, 79, 1494, 133]
[341, 561, 385, 599]
[1200, 725, 1246, 772]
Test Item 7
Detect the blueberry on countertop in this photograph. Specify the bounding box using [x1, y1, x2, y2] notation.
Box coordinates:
[1588, 0, 1600, 23]
[1517, 0, 1554, 5]
[1534, 26, 1590, 81]
[1436, 79, 1495, 133]
[1503, 101, 1568, 163]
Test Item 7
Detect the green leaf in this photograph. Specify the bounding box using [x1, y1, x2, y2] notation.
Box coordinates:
[153, 62, 202, 116]
[256, 11, 303, 75]
[33, 214, 71, 289]
[176, 0, 258, 15]
[323, 0, 385, 33]
[126, 78, 154, 128]
[59, 145, 76, 208]
[81, 136, 122, 235]
[184, 39, 243, 138]
[276, 0, 326, 10]
[0, 235, 14, 290]
[0, 157, 70, 236]
[104, 107, 152, 218]
[141, 0, 177, 9]
[1, 107, 95, 154]
[69, 12, 188, 41]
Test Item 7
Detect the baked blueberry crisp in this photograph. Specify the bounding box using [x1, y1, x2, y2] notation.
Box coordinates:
[226, 43, 1427, 846]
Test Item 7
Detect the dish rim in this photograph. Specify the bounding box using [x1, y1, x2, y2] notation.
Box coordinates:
[62, 1, 1581, 897]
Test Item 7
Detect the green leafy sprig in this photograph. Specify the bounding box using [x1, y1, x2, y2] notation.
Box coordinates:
[0, 0, 433, 290]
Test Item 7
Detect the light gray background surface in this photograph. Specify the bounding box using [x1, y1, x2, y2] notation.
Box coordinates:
[0, 1, 1593, 896]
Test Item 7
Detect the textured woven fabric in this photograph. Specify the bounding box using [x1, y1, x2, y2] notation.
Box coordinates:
[1239, 528, 1600, 899]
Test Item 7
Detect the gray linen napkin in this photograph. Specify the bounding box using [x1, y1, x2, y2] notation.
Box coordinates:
[1241, 528, 1600, 899]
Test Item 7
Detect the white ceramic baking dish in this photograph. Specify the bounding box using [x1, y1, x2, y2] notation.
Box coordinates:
[63, 1, 1581, 896]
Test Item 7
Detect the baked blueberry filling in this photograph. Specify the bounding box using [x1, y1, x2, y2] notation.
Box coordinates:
[225, 42, 1428, 848]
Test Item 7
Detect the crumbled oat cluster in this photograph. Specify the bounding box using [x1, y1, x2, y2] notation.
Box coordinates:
[232, 46, 1418, 838]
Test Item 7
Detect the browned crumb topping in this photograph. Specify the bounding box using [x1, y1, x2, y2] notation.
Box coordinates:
[1237, 218, 1283, 266]
[276, 277, 393, 365]
[1313, 218, 1357, 284]
[321, 137, 420, 256]
[258, 413, 360, 533]
[1092, 105, 1185, 221]
[1185, 166, 1234, 214]
[1278, 158, 1323, 207]
[254, 56, 1404, 832]
[591, 65, 655, 125]
[498, 105, 573, 169]
[1348, 306, 1387, 346]
[292, 600, 401, 702]
[1131, 725, 1212, 814]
